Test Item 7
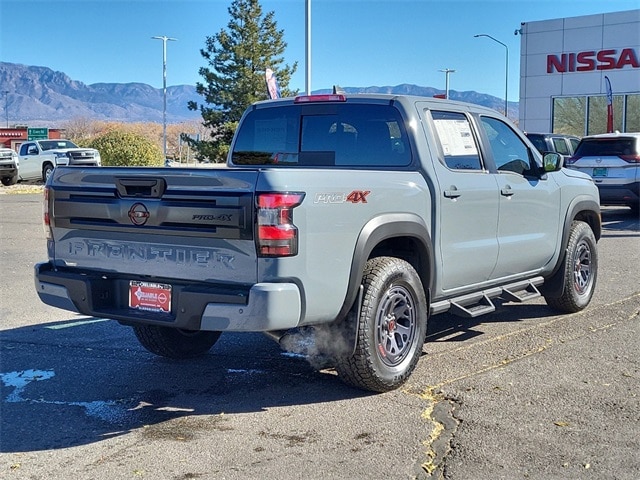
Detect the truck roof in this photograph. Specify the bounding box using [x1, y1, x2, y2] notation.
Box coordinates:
[250, 93, 503, 117]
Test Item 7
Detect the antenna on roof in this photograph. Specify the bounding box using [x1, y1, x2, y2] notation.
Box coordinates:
[332, 85, 346, 94]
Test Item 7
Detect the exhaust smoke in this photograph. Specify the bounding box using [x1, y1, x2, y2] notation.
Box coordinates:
[277, 321, 356, 370]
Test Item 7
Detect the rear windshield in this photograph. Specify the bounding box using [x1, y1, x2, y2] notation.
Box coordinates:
[39, 140, 78, 151]
[526, 134, 546, 154]
[231, 103, 412, 167]
[575, 138, 637, 156]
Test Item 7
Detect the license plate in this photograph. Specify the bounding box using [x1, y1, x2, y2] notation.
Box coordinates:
[592, 167, 608, 177]
[129, 281, 172, 313]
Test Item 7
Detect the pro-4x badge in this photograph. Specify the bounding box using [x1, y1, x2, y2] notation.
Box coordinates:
[314, 190, 371, 204]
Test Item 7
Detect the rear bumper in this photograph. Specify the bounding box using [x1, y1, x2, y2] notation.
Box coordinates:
[595, 182, 640, 206]
[34, 262, 302, 332]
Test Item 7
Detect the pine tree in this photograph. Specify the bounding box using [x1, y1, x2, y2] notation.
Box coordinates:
[188, 0, 298, 162]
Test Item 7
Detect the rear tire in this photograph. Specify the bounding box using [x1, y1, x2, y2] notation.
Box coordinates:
[133, 325, 221, 359]
[336, 257, 427, 392]
[544, 221, 598, 313]
[42, 163, 54, 182]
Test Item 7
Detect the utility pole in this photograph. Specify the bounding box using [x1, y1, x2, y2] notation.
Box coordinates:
[152, 36, 177, 166]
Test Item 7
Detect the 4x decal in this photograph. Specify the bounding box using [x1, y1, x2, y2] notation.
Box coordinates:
[314, 190, 371, 204]
[346, 190, 370, 203]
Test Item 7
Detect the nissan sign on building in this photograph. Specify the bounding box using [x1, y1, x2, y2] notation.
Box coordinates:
[518, 9, 639, 135]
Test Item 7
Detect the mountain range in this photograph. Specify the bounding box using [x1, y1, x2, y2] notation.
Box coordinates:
[0, 62, 518, 127]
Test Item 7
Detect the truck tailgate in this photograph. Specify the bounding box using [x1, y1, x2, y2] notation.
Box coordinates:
[47, 167, 259, 285]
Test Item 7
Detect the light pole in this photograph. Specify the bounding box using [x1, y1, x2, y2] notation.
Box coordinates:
[439, 69, 455, 99]
[474, 34, 508, 117]
[2, 90, 8, 127]
[152, 35, 177, 166]
[305, 0, 311, 95]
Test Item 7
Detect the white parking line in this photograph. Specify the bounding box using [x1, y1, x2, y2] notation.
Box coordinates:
[45, 318, 110, 330]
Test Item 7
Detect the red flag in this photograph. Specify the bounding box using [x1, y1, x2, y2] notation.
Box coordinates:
[265, 68, 281, 100]
[605, 76, 613, 133]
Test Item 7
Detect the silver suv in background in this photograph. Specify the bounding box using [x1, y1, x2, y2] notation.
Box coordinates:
[566, 132, 640, 212]
[525, 132, 580, 162]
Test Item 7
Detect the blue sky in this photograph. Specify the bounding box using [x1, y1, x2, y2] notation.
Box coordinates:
[1, 0, 638, 102]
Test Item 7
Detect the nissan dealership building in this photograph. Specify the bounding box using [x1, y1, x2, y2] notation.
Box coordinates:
[518, 9, 639, 135]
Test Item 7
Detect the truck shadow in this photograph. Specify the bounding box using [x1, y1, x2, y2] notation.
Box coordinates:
[0, 318, 368, 453]
[600, 206, 639, 235]
[426, 300, 554, 343]
[0, 299, 584, 453]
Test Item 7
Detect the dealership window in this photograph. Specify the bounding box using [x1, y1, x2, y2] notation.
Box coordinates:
[587, 96, 624, 135]
[553, 94, 636, 136]
[626, 95, 640, 132]
[552, 97, 586, 136]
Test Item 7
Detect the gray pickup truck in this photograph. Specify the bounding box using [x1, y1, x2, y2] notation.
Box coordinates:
[35, 94, 601, 392]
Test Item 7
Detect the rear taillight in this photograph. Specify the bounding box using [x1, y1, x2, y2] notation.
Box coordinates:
[294, 94, 346, 103]
[256, 192, 305, 257]
[43, 187, 52, 239]
[565, 155, 580, 165]
[619, 154, 640, 163]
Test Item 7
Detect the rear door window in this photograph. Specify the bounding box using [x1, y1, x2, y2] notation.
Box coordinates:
[232, 103, 411, 167]
[430, 110, 483, 170]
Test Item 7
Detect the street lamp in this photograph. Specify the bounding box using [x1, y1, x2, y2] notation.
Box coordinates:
[2, 90, 8, 127]
[474, 34, 508, 117]
[439, 69, 455, 99]
[151, 35, 177, 166]
[305, 0, 311, 95]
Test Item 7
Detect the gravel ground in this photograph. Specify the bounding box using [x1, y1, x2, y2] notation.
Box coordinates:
[0, 182, 45, 194]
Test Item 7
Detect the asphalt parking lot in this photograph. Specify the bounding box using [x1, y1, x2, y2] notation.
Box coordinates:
[0, 190, 638, 479]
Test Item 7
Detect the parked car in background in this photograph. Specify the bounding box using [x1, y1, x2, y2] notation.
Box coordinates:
[566, 132, 640, 212]
[0, 147, 19, 186]
[525, 132, 580, 162]
[18, 139, 101, 182]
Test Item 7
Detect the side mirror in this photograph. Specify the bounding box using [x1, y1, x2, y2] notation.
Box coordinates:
[542, 152, 563, 172]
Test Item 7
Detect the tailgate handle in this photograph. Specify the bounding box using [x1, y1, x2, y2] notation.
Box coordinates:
[116, 178, 166, 198]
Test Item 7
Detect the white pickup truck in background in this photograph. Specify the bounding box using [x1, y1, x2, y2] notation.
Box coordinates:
[0, 147, 19, 186]
[18, 139, 101, 182]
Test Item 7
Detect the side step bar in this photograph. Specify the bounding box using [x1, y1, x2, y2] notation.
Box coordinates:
[430, 277, 544, 318]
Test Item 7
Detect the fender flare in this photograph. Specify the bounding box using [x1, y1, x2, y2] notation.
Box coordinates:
[335, 213, 434, 322]
[541, 197, 601, 297]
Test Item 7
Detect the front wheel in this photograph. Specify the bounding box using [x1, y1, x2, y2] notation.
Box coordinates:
[133, 325, 221, 359]
[1, 175, 18, 186]
[544, 221, 598, 313]
[335, 257, 427, 393]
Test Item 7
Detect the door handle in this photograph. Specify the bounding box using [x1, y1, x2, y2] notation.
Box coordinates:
[444, 189, 461, 199]
[501, 187, 514, 197]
